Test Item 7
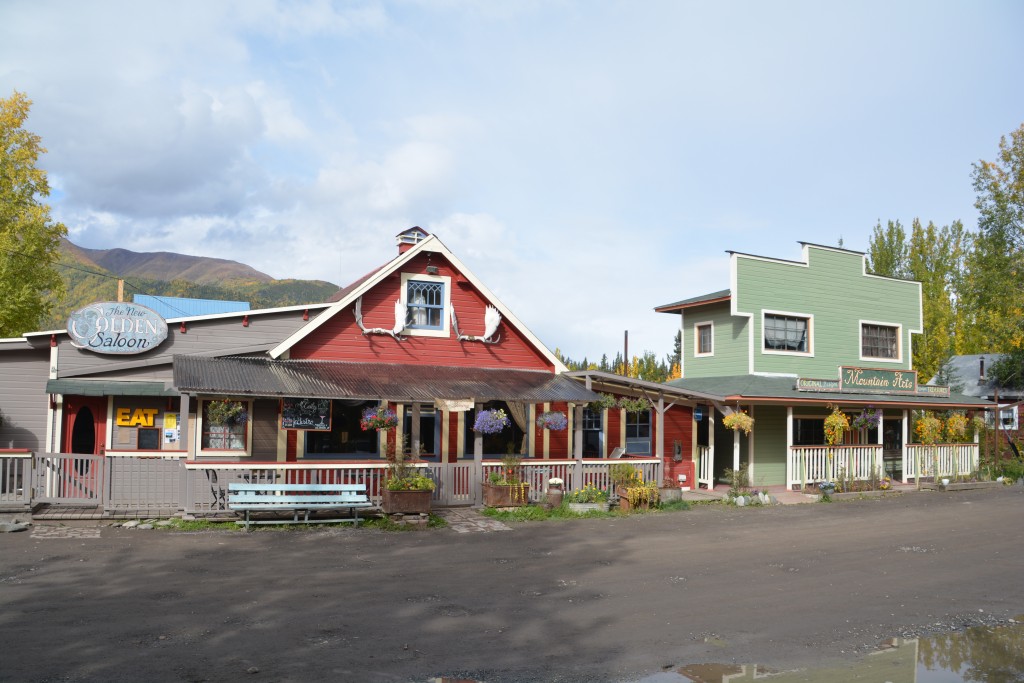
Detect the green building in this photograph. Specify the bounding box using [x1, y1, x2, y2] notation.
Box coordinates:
[656, 243, 990, 490]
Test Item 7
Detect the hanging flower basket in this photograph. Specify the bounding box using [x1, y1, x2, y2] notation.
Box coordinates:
[474, 408, 510, 434]
[618, 396, 652, 414]
[206, 399, 248, 427]
[361, 405, 399, 431]
[536, 411, 568, 431]
[851, 405, 881, 431]
[824, 405, 850, 446]
[722, 411, 754, 435]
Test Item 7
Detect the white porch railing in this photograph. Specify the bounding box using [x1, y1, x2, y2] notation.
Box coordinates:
[788, 445, 883, 488]
[904, 444, 978, 481]
[696, 446, 712, 488]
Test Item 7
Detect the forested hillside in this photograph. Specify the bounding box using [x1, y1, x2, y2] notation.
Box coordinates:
[43, 239, 339, 329]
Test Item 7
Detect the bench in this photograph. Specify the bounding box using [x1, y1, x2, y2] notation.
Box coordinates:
[227, 483, 374, 530]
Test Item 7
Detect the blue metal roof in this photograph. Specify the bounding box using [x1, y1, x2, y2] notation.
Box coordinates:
[132, 295, 250, 319]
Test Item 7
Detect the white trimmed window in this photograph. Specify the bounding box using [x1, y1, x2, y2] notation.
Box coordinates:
[401, 273, 452, 338]
[199, 399, 252, 454]
[763, 312, 811, 354]
[695, 322, 714, 356]
[861, 322, 901, 361]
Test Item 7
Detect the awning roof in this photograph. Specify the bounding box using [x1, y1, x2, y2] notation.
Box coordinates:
[172, 356, 600, 403]
[665, 375, 994, 409]
[45, 379, 177, 397]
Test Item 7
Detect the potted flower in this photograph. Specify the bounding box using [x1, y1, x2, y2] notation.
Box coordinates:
[823, 404, 850, 482]
[658, 477, 682, 503]
[360, 405, 399, 431]
[381, 449, 436, 514]
[914, 411, 944, 491]
[536, 411, 568, 431]
[564, 483, 609, 513]
[620, 478, 659, 511]
[818, 480, 836, 501]
[482, 453, 530, 507]
[851, 405, 881, 432]
[722, 410, 754, 435]
[206, 399, 248, 426]
[474, 408, 510, 434]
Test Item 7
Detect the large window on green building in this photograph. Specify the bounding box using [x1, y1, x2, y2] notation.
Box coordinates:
[764, 313, 809, 353]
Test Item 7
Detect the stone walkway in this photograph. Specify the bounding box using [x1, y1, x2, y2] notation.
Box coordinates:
[436, 507, 513, 533]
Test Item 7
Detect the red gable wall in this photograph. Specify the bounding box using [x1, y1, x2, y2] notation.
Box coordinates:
[291, 252, 554, 370]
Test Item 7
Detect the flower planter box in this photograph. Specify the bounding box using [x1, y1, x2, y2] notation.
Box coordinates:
[617, 486, 656, 512]
[482, 482, 530, 507]
[659, 487, 682, 503]
[382, 488, 432, 515]
[566, 502, 606, 514]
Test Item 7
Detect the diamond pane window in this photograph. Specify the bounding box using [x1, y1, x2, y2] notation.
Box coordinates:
[862, 324, 898, 359]
[764, 314, 808, 352]
[406, 280, 445, 329]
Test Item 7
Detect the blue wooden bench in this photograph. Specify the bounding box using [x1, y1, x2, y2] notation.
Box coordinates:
[227, 483, 374, 530]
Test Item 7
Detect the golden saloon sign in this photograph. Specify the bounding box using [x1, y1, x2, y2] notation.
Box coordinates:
[66, 302, 169, 354]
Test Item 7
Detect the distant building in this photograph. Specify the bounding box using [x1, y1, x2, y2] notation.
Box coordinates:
[132, 295, 250, 319]
[930, 354, 1022, 431]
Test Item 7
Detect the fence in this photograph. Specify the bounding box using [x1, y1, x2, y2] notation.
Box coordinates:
[696, 446, 712, 488]
[788, 445, 883, 488]
[904, 444, 978, 481]
[0, 452, 662, 515]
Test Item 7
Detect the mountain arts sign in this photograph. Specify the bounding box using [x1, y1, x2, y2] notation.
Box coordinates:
[796, 366, 951, 398]
[67, 302, 168, 354]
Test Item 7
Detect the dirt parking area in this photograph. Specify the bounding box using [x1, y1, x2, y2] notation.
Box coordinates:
[2, 487, 1023, 683]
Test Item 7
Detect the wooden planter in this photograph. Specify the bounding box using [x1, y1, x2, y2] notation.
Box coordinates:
[567, 502, 606, 514]
[482, 482, 530, 507]
[382, 488, 432, 514]
[617, 486, 656, 511]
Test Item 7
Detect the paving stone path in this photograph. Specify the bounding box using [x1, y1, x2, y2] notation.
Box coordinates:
[436, 507, 512, 533]
[30, 525, 102, 539]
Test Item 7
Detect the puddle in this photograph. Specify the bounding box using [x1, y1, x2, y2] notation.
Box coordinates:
[627, 619, 1024, 682]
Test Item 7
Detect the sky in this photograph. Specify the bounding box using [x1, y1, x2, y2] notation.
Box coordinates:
[2, 1, 1022, 363]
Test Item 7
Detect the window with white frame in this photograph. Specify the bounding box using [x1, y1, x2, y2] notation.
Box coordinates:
[695, 322, 713, 356]
[764, 313, 810, 353]
[406, 280, 445, 329]
[861, 323, 900, 360]
[625, 409, 651, 455]
[200, 399, 250, 452]
[401, 273, 451, 337]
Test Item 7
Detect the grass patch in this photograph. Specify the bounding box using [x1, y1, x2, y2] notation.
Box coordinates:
[482, 500, 691, 522]
[160, 518, 241, 532]
[362, 513, 448, 531]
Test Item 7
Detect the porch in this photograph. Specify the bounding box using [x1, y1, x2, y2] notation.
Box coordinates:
[1, 451, 662, 518]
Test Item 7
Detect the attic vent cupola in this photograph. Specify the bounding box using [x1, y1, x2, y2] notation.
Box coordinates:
[396, 226, 430, 254]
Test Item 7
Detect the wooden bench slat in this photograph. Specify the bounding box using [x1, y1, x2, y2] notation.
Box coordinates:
[226, 482, 375, 530]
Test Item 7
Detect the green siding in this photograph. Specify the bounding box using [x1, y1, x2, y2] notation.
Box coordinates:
[734, 247, 921, 377]
[683, 302, 748, 378]
[751, 405, 787, 486]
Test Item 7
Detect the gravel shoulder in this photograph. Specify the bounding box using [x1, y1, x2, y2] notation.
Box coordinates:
[2, 487, 1022, 683]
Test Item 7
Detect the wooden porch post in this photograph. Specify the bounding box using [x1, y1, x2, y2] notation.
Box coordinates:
[901, 409, 909, 484]
[786, 406, 793, 490]
[411, 403, 421, 457]
[656, 397, 665, 459]
[179, 393, 191, 456]
[474, 402, 483, 465]
[573, 403, 584, 491]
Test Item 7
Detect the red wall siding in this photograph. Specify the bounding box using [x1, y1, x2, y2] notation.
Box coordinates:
[607, 409, 622, 453]
[662, 406, 694, 485]
[447, 411, 461, 463]
[546, 401, 570, 458]
[292, 253, 554, 371]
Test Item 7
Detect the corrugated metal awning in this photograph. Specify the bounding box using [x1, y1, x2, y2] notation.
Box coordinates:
[46, 379, 177, 397]
[172, 356, 600, 403]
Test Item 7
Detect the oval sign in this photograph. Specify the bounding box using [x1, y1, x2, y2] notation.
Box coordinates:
[66, 302, 169, 355]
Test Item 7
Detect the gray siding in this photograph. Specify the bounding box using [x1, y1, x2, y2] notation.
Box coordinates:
[110, 396, 183, 451]
[251, 399, 280, 461]
[54, 309, 315, 378]
[0, 348, 51, 451]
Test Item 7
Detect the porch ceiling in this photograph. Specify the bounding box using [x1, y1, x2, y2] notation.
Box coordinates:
[172, 355, 600, 403]
[665, 375, 994, 409]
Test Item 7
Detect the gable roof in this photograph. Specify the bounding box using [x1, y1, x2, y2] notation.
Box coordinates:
[268, 233, 567, 371]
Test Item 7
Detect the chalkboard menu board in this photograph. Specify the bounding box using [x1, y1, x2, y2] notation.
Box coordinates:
[281, 398, 332, 431]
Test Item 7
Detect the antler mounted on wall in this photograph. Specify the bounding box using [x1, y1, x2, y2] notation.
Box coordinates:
[451, 304, 501, 344]
[354, 296, 406, 341]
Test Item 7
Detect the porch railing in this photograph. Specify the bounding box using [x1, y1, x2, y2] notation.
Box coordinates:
[904, 444, 978, 481]
[696, 446, 712, 489]
[788, 445, 883, 488]
[0, 451, 32, 508]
